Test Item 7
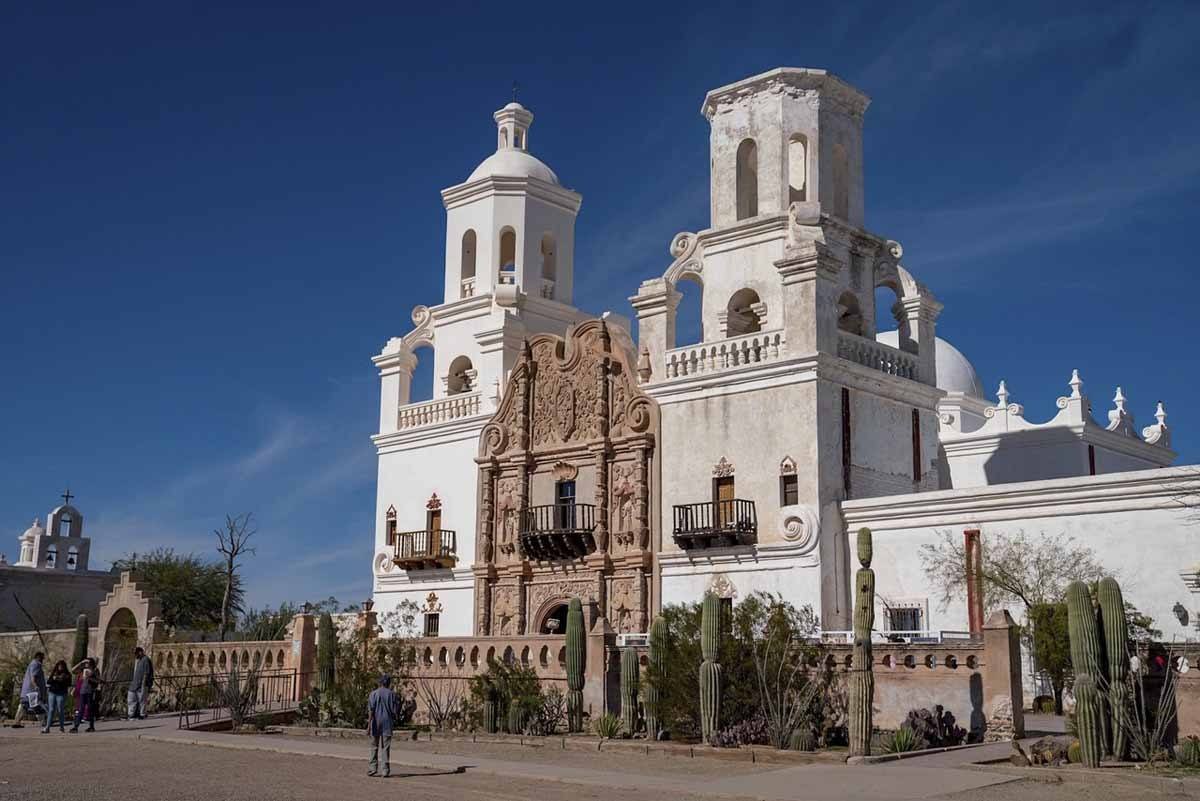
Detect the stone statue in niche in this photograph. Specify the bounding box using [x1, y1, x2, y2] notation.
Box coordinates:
[612, 463, 637, 547]
[610, 578, 639, 634]
[496, 478, 520, 556]
[493, 586, 518, 636]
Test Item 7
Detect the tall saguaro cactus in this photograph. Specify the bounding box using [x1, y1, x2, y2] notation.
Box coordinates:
[317, 612, 337, 691]
[1098, 577, 1130, 759]
[1066, 580, 1103, 767]
[848, 527, 875, 758]
[565, 597, 586, 733]
[620, 647, 640, 737]
[699, 592, 723, 745]
[72, 613, 89, 666]
[645, 615, 667, 740]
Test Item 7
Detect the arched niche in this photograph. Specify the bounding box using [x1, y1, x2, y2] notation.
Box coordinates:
[736, 139, 759, 220]
[724, 288, 763, 337]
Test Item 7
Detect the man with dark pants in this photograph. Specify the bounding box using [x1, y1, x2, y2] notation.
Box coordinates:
[367, 674, 399, 778]
[127, 647, 154, 720]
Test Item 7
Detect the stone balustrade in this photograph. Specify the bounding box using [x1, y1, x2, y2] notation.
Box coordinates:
[663, 329, 786, 380]
[837, 331, 920, 380]
[461, 277, 476, 297]
[153, 639, 293, 675]
[397, 392, 483, 430]
[404, 634, 570, 685]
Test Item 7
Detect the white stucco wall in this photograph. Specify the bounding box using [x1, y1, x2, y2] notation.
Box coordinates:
[842, 466, 1200, 643]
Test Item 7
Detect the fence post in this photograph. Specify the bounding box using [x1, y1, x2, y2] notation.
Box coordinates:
[982, 609, 1025, 739]
[291, 612, 316, 701]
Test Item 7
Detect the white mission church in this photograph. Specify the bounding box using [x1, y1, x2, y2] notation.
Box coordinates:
[368, 67, 1197, 670]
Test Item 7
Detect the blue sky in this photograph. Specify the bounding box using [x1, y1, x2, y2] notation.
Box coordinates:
[3, 2, 1198, 609]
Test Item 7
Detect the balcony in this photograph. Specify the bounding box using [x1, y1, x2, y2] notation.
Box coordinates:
[518, 503, 597, 561]
[671, 499, 757, 550]
[397, 392, 483, 430]
[663, 329, 786, 380]
[393, 529, 457, 570]
[836, 331, 919, 381]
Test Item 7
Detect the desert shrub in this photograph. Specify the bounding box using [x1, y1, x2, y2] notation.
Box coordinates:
[530, 686, 567, 735]
[593, 712, 622, 739]
[645, 592, 822, 743]
[466, 658, 541, 734]
[217, 667, 261, 728]
[713, 712, 770, 748]
[902, 706, 966, 748]
[883, 726, 922, 753]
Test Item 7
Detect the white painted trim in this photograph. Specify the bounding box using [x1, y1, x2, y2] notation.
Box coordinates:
[658, 540, 821, 573]
[841, 465, 1200, 530]
[372, 416, 488, 454]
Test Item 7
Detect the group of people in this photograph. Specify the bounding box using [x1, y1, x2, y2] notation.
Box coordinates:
[9, 646, 155, 733]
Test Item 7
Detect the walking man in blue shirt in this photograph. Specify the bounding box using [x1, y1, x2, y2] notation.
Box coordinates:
[367, 674, 399, 777]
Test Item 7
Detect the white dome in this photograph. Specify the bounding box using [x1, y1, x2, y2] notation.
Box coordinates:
[876, 330, 985, 398]
[467, 149, 559, 185]
[20, 518, 43, 542]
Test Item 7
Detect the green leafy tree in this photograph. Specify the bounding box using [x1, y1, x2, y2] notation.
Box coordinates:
[111, 548, 236, 631]
[236, 603, 298, 642]
[1028, 602, 1070, 714]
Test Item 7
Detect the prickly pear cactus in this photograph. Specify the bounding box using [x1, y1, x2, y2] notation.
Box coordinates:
[565, 597, 585, 733]
[848, 527, 875, 758]
[620, 647, 639, 737]
[645, 616, 667, 740]
[699, 592, 723, 744]
[1097, 576, 1129, 759]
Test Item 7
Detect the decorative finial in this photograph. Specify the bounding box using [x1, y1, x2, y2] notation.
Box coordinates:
[1112, 387, 1127, 413]
[1156, 400, 1167, 426]
[1069, 369, 1083, 399]
[512, 81, 519, 103]
[996, 380, 1009, 408]
[637, 344, 652, 383]
[61, 488, 74, 505]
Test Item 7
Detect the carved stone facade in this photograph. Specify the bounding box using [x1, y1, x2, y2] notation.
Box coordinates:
[474, 319, 660, 636]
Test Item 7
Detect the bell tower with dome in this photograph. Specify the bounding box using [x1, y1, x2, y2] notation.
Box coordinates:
[370, 99, 598, 637]
[441, 101, 582, 308]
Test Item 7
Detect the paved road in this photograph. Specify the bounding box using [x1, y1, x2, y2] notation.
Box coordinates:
[0, 714, 1165, 801]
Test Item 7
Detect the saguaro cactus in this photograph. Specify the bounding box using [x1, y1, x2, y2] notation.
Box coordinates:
[565, 597, 586, 733]
[621, 647, 640, 737]
[699, 592, 723, 745]
[317, 612, 337, 691]
[645, 615, 667, 740]
[72, 613, 89, 666]
[1098, 576, 1130, 759]
[848, 527, 875, 758]
[1073, 674, 1104, 767]
[1066, 580, 1103, 767]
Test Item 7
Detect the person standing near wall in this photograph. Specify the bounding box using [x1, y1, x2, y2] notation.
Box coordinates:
[366, 674, 399, 778]
[70, 657, 99, 733]
[11, 651, 46, 728]
[42, 660, 72, 733]
[127, 647, 153, 720]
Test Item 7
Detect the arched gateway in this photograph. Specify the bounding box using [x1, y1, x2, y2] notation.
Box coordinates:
[473, 319, 661, 637]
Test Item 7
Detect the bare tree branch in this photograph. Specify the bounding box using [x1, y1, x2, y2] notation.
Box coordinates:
[215, 513, 257, 642]
[12, 593, 50, 655]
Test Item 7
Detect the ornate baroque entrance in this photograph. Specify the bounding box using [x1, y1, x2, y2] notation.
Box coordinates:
[473, 319, 660, 636]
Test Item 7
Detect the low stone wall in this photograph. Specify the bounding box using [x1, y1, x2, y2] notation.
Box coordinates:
[0, 627, 91, 666]
[823, 640, 987, 732]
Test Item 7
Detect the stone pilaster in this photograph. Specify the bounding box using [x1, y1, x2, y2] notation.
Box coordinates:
[629, 278, 680, 384]
[899, 294, 943, 387]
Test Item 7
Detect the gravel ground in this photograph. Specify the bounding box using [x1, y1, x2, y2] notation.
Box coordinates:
[940, 776, 1199, 800]
[0, 737, 735, 801]
[373, 736, 774, 777]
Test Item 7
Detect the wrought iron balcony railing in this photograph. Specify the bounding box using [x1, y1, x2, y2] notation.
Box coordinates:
[519, 503, 597, 561]
[392, 529, 457, 570]
[671, 499, 757, 550]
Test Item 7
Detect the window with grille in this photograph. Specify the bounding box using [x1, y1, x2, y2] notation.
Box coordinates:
[888, 606, 923, 633]
[424, 613, 440, 638]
